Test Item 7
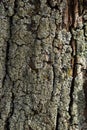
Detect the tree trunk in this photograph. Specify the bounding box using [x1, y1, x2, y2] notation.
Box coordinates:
[0, 0, 87, 130]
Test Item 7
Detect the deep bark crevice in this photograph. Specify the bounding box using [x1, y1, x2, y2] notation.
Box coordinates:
[69, 39, 77, 125]
[4, 92, 15, 130]
[2, 0, 18, 86]
[51, 64, 56, 101]
[55, 109, 60, 130]
[3, 1, 17, 129]
[68, 26, 77, 125]
[82, 0, 87, 123]
[83, 71, 87, 121]
[2, 40, 10, 87]
[68, 0, 78, 126]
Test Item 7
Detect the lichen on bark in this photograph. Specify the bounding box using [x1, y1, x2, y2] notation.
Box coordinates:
[0, 0, 87, 130]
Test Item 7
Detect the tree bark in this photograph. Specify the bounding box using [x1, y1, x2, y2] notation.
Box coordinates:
[0, 0, 87, 130]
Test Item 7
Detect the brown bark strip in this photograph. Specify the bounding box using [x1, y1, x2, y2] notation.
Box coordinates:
[63, 0, 69, 30]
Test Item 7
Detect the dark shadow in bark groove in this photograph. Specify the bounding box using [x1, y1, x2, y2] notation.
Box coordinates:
[55, 108, 61, 130]
[50, 65, 56, 101]
[4, 92, 15, 130]
[68, 28, 77, 126]
[68, 38, 77, 126]
[68, 0, 78, 127]
[46, 0, 59, 10]
[2, 0, 18, 87]
[83, 77, 87, 127]
[2, 40, 10, 88]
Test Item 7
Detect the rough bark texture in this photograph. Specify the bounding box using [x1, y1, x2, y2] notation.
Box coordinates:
[0, 0, 87, 130]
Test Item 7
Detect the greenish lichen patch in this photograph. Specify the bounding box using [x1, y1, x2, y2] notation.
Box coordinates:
[0, 0, 87, 130]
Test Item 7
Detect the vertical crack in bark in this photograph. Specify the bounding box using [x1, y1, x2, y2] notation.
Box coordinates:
[4, 16, 15, 130]
[68, 0, 78, 126]
[83, 71, 87, 121]
[2, 39, 10, 87]
[55, 108, 60, 130]
[2, 0, 18, 86]
[69, 37, 77, 125]
[51, 64, 56, 101]
[4, 91, 15, 130]
[3, 0, 17, 129]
